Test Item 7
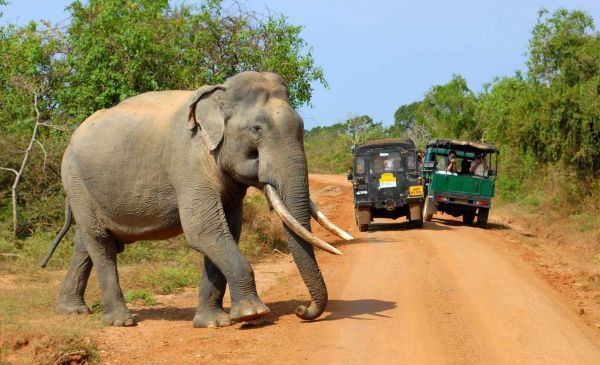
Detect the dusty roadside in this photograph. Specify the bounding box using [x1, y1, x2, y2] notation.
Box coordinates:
[2, 174, 600, 364]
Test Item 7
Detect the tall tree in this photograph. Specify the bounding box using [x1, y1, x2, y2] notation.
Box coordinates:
[416, 74, 479, 140]
[344, 114, 385, 144]
[525, 8, 599, 171]
[392, 101, 419, 135]
[527, 8, 595, 84]
[0, 0, 328, 237]
[58, 0, 326, 122]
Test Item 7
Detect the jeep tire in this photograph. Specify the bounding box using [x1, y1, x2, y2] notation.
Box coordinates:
[355, 206, 371, 232]
[463, 210, 476, 225]
[477, 208, 489, 228]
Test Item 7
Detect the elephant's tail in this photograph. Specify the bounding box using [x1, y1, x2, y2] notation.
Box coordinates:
[40, 202, 73, 268]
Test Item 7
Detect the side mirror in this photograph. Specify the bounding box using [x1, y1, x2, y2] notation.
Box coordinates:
[347, 171, 353, 181]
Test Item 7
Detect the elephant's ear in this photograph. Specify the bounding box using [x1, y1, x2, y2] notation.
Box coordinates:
[187, 85, 226, 151]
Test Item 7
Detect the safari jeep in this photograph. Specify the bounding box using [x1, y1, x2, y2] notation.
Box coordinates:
[421, 140, 499, 227]
[348, 139, 424, 231]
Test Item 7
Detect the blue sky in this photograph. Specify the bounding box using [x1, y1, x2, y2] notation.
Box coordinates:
[3, 1, 600, 129]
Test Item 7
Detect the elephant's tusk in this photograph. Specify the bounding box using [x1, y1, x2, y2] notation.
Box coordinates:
[309, 199, 354, 241]
[264, 185, 342, 255]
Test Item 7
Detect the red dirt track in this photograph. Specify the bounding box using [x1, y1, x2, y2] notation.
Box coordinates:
[94, 174, 600, 364]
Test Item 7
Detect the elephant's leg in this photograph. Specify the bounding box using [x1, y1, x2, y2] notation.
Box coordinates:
[56, 228, 93, 314]
[82, 229, 135, 327]
[182, 202, 269, 325]
[193, 257, 231, 328]
[193, 199, 244, 328]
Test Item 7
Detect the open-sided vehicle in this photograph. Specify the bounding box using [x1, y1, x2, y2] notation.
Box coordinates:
[348, 139, 424, 231]
[421, 139, 499, 227]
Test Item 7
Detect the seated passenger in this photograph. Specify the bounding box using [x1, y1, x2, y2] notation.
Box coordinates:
[384, 158, 394, 170]
[446, 151, 457, 173]
[470, 154, 488, 176]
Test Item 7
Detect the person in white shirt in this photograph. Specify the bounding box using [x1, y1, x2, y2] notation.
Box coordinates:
[470, 154, 488, 176]
[384, 158, 394, 170]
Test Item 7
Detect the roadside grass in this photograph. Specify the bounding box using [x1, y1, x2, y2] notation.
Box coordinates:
[0, 187, 286, 363]
[0, 278, 100, 365]
[496, 157, 600, 238]
[240, 188, 287, 260]
[124, 288, 157, 306]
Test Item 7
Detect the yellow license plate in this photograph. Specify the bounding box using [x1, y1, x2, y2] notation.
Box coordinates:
[409, 185, 423, 196]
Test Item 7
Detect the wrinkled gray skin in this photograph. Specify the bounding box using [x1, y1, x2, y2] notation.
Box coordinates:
[56, 71, 327, 327]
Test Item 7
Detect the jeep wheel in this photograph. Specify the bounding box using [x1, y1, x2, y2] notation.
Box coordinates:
[463, 211, 475, 225]
[355, 207, 371, 232]
[477, 208, 489, 228]
[411, 219, 424, 228]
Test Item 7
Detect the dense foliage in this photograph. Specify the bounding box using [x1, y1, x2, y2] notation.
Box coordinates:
[0, 0, 326, 238]
[305, 8, 599, 211]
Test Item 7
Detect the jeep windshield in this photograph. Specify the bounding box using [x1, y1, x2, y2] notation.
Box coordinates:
[368, 151, 417, 174]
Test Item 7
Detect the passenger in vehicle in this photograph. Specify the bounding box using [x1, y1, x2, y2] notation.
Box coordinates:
[371, 159, 383, 173]
[384, 158, 394, 170]
[470, 154, 488, 176]
[446, 151, 457, 173]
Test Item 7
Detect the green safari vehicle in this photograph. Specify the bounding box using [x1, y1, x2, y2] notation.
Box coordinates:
[421, 140, 499, 227]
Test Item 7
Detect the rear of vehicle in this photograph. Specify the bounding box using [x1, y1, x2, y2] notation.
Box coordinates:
[421, 140, 499, 227]
[349, 139, 424, 231]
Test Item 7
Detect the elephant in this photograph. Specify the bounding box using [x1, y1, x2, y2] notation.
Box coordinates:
[41, 71, 353, 328]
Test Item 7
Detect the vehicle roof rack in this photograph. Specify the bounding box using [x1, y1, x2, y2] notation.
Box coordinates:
[425, 139, 499, 154]
[354, 138, 415, 154]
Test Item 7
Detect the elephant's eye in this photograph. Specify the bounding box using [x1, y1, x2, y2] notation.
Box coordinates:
[248, 148, 259, 160]
[248, 124, 263, 144]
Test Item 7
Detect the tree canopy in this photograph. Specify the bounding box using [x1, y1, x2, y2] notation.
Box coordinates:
[0, 0, 326, 237]
[401, 8, 600, 175]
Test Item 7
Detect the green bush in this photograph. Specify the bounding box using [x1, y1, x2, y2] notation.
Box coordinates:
[141, 261, 199, 295]
[124, 288, 157, 305]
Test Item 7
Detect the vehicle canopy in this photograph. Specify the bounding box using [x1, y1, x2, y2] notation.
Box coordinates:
[425, 139, 499, 156]
[353, 138, 416, 155]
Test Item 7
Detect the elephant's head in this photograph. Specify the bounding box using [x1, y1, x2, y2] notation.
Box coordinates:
[187, 71, 350, 320]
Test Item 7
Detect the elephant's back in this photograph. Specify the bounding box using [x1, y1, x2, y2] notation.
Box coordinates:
[61, 91, 188, 231]
[68, 90, 192, 154]
[118, 90, 192, 116]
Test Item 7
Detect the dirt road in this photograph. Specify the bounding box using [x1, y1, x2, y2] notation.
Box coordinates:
[96, 174, 600, 364]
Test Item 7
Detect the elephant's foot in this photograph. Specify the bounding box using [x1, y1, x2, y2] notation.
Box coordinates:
[229, 296, 270, 323]
[56, 297, 92, 315]
[101, 308, 136, 327]
[193, 307, 232, 328]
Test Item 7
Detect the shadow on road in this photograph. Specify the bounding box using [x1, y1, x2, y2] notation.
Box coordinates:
[421, 222, 452, 231]
[368, 222, 414, 231]
[363, 220, 452, 232]
[322, 299, 396, 321]
[132, 306, 194, 323]
[430, 216, 508, 231]
[239, 298, 397, 329]
[130, 292, 397, 330]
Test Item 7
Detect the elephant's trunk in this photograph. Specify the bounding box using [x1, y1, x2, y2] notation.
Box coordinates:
[269, 156, 328, 320]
